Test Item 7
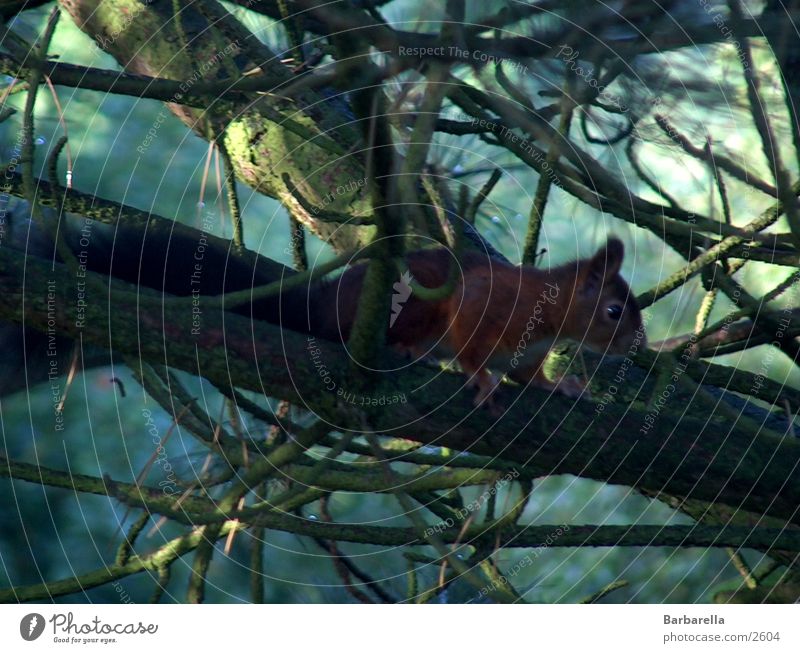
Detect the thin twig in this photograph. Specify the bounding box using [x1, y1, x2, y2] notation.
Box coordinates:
[727, 548, 758, 590]
[579, 579, 629, 604]
[465, 168, 502, 226]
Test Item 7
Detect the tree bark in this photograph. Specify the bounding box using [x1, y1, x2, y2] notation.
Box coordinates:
[2, 245, 798, 531]
[58, 0, 372, 250]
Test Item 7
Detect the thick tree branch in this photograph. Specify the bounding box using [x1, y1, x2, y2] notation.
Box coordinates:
[2, 246, 799, 527]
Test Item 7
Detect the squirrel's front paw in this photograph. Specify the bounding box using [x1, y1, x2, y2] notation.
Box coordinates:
[472, 372, 504, 415]
[554, 374, 590, 399]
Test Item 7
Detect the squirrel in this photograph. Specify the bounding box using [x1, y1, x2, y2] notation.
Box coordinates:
[292, 237, 647, 407]
[4, 202, 645, 406]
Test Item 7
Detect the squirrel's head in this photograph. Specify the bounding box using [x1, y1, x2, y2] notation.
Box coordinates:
[571, 238, 647, 355]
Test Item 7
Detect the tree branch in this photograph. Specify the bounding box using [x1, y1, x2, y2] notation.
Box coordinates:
[2, 246, 799, 527]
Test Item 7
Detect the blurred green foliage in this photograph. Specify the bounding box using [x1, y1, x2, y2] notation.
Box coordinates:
[0, 2, 789, 603]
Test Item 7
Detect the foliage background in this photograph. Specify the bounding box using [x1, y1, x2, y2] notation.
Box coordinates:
[0, 0, 794, 602]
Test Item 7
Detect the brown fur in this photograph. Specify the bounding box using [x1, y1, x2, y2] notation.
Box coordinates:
[305, 238, 646, 406]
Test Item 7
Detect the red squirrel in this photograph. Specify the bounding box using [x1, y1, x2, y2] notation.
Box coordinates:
[5, 203, 644, 405]
[301, 237, 646, 406]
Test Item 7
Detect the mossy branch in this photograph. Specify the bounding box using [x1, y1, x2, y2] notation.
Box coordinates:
[2, 515, 797, 603]
[2, 245, 800, 526]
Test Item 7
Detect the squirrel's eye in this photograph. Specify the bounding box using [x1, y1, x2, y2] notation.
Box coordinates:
[607, 304, 623, 320]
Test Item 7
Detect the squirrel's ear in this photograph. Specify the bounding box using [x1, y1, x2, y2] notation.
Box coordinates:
[583, 237, 624, 293]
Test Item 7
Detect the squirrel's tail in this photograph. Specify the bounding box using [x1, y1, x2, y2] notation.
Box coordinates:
[0, 201, 324, 393]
